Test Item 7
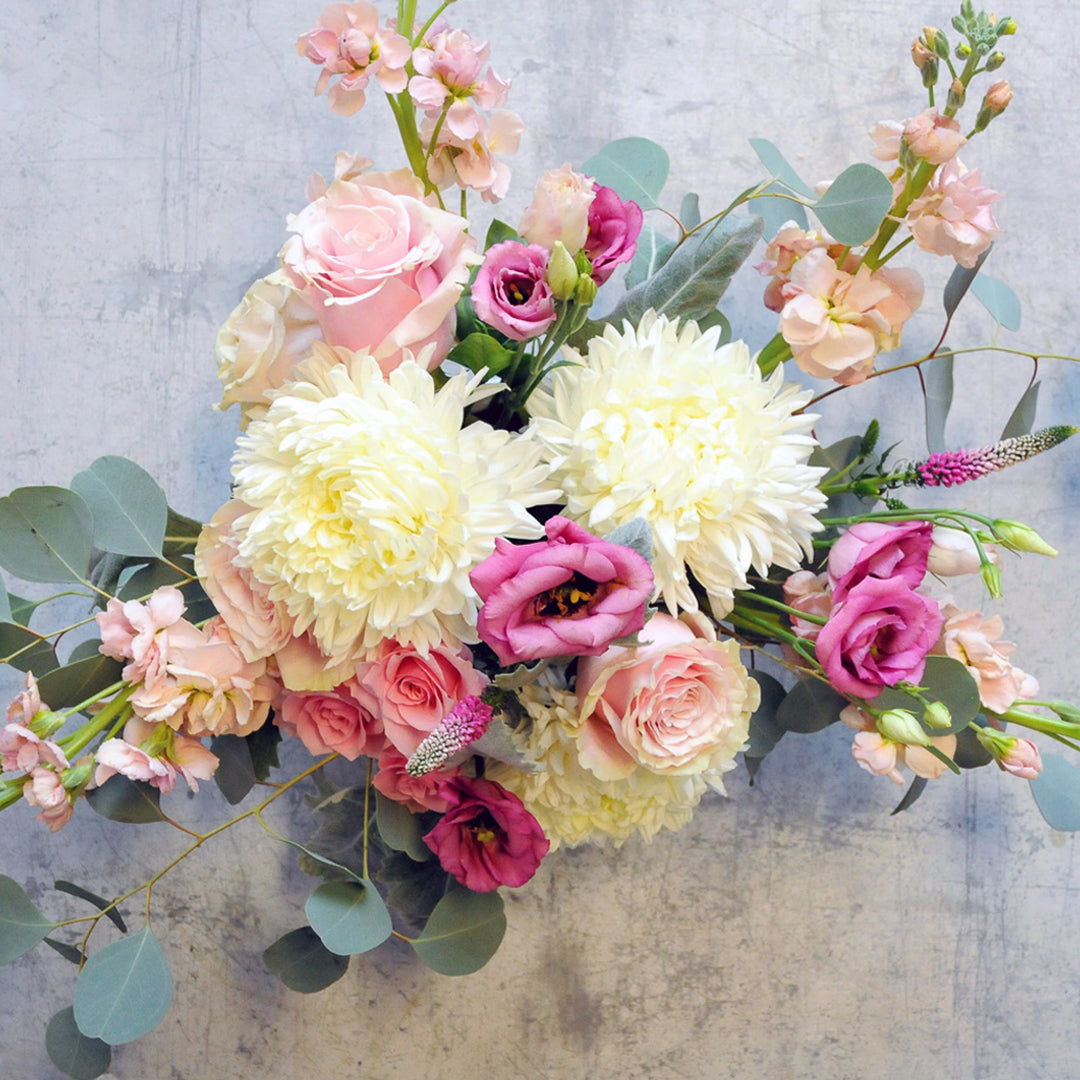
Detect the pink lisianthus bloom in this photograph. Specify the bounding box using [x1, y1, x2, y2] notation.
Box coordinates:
[906, 161, 1003, 268]
[815, 576, 945, 699]
[296, 2, 411, 116]
[827, 520, 933, 603]
[932, 604, 1038, 715]
[781, 570, 831, 642]
[22, 767, 74, 832]
[576, 612, 757, 782]
[280, 172, 477, 373]
[778, 248, 923, 384]
[470, 516, 654, 667]
[423, 108, 523, 203]
[471, 241, 556, 340]
[371, 749, 458, 813]
[277, 682, 387, 760]
[518, 165, 596, 255]
[583, 185, 643, 285]
[422, 775, 549, 891]
[902, 108, 966, 165]
[96, 586, 187, 687]
[354, 643, 488, 757]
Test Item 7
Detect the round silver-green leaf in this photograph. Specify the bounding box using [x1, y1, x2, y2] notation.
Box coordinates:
[305, 879, 392, 956]
[263, 926, 350, 993]
[0, 486, 93, 584]
[71, 456, 167, 558]
[0, 874, 57, 963]
[411, 889, 507, 976]
[46, 1006, 112, 1080]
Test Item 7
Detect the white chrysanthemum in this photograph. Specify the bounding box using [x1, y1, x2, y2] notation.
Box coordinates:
[486, 685, 708, 850]
[527, 311, 827, 615]
[230, 346, 555, 661]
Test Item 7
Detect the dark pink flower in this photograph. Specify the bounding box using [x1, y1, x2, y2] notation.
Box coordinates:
[583, 185, 643, 284]
[470, 516, 654, 666]
[471, 241, 556, 341]
[827, 520, 933, 602]
[815, 576, 944, 698]
[423, 776, 549, 891]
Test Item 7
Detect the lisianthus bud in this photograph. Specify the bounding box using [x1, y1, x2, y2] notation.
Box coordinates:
[923, 701, 953, 729]
[975, 727, 1042, 779]
[877, 709, 931, 746]
[981, 560, 1003, 598]
[546, 241, 579, 300]
[573, 273, 598, 307]
[991, 519, 1058, 558]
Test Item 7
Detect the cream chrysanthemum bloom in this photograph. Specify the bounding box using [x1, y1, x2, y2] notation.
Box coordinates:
[527, 312, 827, 615]
[230, 345, 554, 661]
[486, 684, 709, 850]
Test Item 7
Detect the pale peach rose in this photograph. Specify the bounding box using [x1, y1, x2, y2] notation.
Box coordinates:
[354, 643, 488, 756]
[902, 108, 966, 164]
[782, 569, 832, 641]
[576, 613, 757, 782]
[371, 748, 458, 813]
[195, 500, 294, 663]
[22, 767, 73, 832]
[96, 586, 187, 687]
[779, 248, 923, 384]
[934, 604, 1038, 715]
[214, 271, 322, 425]
[277, 682, 387, 760]
[280, 172, 477, 374]
[519, 164, 596, 255]
[906, 161, 1002, 268]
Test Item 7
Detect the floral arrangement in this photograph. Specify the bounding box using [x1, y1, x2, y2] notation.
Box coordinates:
[3, 2, 1079, 1075]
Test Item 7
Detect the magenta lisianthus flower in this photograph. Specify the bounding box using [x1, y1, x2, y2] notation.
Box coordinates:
[583, 185, 643, 284]
[423, 776, 550, 891]
[815, 576, 944, 698]
[471, 240, 556, 340]
[470, 516, 653, 666]
[827, 520, 933, 603]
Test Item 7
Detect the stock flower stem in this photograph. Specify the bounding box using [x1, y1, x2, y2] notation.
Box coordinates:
[999, 707, 1080, 740]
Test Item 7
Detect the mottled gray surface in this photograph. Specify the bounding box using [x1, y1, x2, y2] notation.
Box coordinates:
[2, 1, 1080, 1078]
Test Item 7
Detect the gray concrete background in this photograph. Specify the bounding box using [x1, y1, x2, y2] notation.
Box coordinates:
[3, 2, 1080, 1078]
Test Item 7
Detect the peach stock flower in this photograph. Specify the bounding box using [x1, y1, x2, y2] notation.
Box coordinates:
[906, 161, 1002, 268]
[22, 767, 74, 832]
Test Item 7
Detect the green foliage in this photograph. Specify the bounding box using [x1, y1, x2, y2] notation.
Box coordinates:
[754, 181, 810, 240]
[411, 888, 507, 976]
[953, 725, 994, 769]
[305, 880, 393, 956]
[70, 457, 167, 558]
[375, 791, 434, 862]
[54, 880, 126, 933]
[0, 587, 10, 623]
[1029, 755, 1080, 832]
[1001, 381, 1039, 439]
[44, 937, 85, 965]
[484, 219, 521, 249]
[163, 506, 204, 560]
[774, 678, 847, 734]
[263, 926, 350, 993]
[73, 927, 173, 1045]
[624, 226, 676, 289]
[0, 486, 93, 584]
[116, 559, 189, 601]
[248, 722, 282, 781]
[377, 851, 451, 926]
[0, 621, 59, 675]
[744, 671, 787, 781]
[37, 654, 123, 711]
[812, 164, 894, 245]
[604, 517, 654, 565]
[46, 1007, 112, 1080]
[891, 776, 928, 815]
[971, 273, 1021, 330]
[581, 137, 670, 210]
[749, 138, 817, 199]
[874, 657, 980, 738]
[942, 247, 991, 317]
[446, 332, 516, 377]
[85, 776, 165, 825]
[0, 874, 57, 963]
[210, 734, 258, 805]
[923, 351, 954, 454]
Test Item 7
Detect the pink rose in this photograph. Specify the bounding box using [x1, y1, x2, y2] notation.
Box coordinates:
[422, 775, 549, 891]
[518, 164, 596, 255]
[280, 173, 476, 373]
[827, 520, 933, 602]
[277, 682, 387, 760]
[371, 749, 457, 813]
[22, 767, 73, 832]
[355, 644, 487, 756]
[582, 184, 643, 285]
[470, 516, 654, 666]
[576, 613, 758, 781]
[471, 241, 556, 341]
[815, 576, 944, 699]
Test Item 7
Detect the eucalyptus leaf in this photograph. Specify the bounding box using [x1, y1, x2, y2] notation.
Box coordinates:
[37, 654, 123, 711]
[0, 622, 59, 675]
[679, 192, 701, 230]
[70, 457, 167, 558]
[0, 874, 57, 963]
[54, 880, 127, 933]
[1029, 755, 1080, 832]
[67, 638, 109, 663]
[0, 587, 10, 623]
[248, 722, 282, 781]
[0, 486, 93, 584]
[85, 776, 165, 825]
[8, 592, 39, 625]
[116, 558, 189, 601]
[754, 180, 810, 239]
[581, 137, 669, 210]
[377, 850, 451, 927]
[163, 506, 204, 560]
[953, 725, 994, 769]
[1000, 381, 1039, 440]
[263, 926, 350, 993]
[376, 791, 434, 862]
[812, 163, 894, 245]
[44, 937, 86, 966]
[971, 273, 1021, 330]
[210, 734, 257, 805]
[697, 309, 732, 344]
[73, 927, 173, 1045]
[411, 888, 507, 976]
[891, 776, 928, 815]
[924, 351, 954, 454]
[942, 246, 992, 317]
[873, 657, 980, 736]
[624, 226, 676, 289]
[305, 879, 393, 956]
[46, 1007, 112, 1080]
[774, 678, 847, 734]
[748, 137, 817, 198]
[745, 672, 788, 759]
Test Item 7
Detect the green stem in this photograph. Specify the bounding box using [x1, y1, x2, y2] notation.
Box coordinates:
[57, 686, 135, 758]
[998, 706, 1080, 741]
[757, 332, 792, 375]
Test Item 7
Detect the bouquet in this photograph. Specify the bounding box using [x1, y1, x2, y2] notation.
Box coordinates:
[3, 2, 1079, 1076]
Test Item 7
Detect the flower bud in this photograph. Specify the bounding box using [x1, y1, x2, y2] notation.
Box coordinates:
[975, 728, 1042, 779]
[546, 241, 579, 300]
[573, 273, 598, 307]
[980, 560, 1003, 598]
[923, 701, 953, 730]
[1050, 700, 1080, 725]
[996, 16, 1018, 36]
[955, 40, 972, 59]
[30, 710, 67, 739]
[925, 26, 950, 59]
[61, 758, 94, 793]
[911, 38, 934, 69]
[947, 78, 966, 111]
[921, 58, 940, 89]
[983, 79, 1013, 115]
[992, 519, 1058, 557]
[877, 709, 931, 746]
[985, 51, 1006, 71]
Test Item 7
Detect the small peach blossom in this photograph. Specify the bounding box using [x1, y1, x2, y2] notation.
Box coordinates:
[424, 108, 523, 203]
[782, 570, 831, 641]
[869, 119, 903, 161]
[906, 161, 1002, 268]
[6, 671, 43, 726]
[94, 736, 177, 794]
[0, 723, 68, 774]
[998, 737, 1042, 780]
[519, 164, 596, 256]
[96, 586, 187, 687]
[902, 108, 966, 165]
[22, 767, 73, 832]
[852, 731, 904, 785]
[840, 704, 875, 731]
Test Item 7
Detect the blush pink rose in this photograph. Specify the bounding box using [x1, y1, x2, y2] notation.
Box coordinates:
[471, 240, 556, 341]
[355, 644, 488, 756]
[518, 164, 596, 255]
[583, 184, 643, 285]
[371, 749, 457, 813]
[815, 576, 945, 699]
[827, 520, 933, 602]
[576, 613, 758, 781]
[277, 682, 387, 760]
[422, 775, 549, 891]
[470, 516, 654, 666]
[280, 172, 476, 373]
